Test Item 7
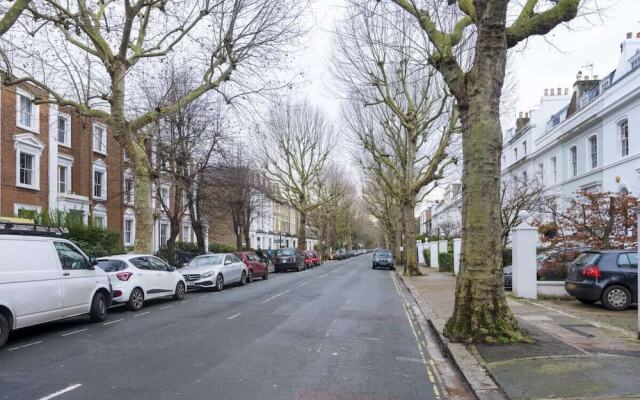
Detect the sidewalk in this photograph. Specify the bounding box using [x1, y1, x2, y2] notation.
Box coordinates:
[400, 267, 640, 400]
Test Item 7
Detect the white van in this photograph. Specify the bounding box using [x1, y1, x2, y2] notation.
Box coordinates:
[0, 228, 112, 349]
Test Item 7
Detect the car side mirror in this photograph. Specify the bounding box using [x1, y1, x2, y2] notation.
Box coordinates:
[89, 257, 98, 268]
[170, 266, 177, 272]
[182, 262, 188, 268]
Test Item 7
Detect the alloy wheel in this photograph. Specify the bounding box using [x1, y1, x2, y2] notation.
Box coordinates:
[607, 288, 628, 308]
[216, 275, 224, 291]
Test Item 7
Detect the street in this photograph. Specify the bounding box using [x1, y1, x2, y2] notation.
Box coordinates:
[0, 254, 463, 400]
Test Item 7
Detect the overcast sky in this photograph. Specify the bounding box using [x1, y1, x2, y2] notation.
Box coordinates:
[290, 0, 638, 206]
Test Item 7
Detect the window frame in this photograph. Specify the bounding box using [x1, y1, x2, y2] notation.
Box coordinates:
[569, 146, 578, 177]
[620, 119, 629, 158]
[124, 216, 135, 246]
[588, 135, 598, 169]
[551, 156, 557, 184]
[57, 112, 72, 148]
[92, 122, 108, 155]
[16, 88, 39, 133]
[92, 161, 107, 200]
[159, 221, 169, 247]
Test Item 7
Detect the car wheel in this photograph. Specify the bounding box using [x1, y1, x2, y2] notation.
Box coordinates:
[247, 269, 254, 283]
[263, 268, 269, 280]
[173, 281, 186, 300]
[602, 285, 631, 311]
[240, 270, 248, 286]
[0, 313, 10, 349]
[215, 274, 225, 291]
[372, 264, 376, 269]
[127, 288, 145, 311]
[90, 292, 108, 322]
[577, 298, 597, 305]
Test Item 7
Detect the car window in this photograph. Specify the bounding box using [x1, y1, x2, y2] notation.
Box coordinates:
[573, 252, 601, 266]
[619, 253, 638, 269]
[189, 255, 222, 266]
[98, 259, 127, 272]
[130, 257, 151, 270]
[224, 255, 232, 265]
[247, 254, 256, 262]
[150, 257, 171, 271]
[275, 249, 294, 256]
[54, 242, 90, 270]
[233, 255, 241, 263]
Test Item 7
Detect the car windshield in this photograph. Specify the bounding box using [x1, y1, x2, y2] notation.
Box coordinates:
[573, 252, 601, 266]
[189, 255, 223, 267]
[97, 259, 127, 272]
[376, 251, 392, 258]
[276, 249, 295, 256]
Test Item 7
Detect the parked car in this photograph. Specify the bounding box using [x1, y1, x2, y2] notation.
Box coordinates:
[0, 224, 112, 349]
[181, 253, 248, 291]
[565, 249, 638, 310]
[537, 248, 588, 281]
[335, 249, 348, 260]
[304, 250, 321, 268]
[372, 249, 395, 270]
[97, 255, 186, 311]
[503, 266, 513, 290]
[273, 248, 305, 272]
[235, 251, 269, 281]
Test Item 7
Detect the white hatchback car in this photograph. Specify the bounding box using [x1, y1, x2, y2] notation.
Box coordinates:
[181, 253, 248, 291]
[97, 255, 186, 311]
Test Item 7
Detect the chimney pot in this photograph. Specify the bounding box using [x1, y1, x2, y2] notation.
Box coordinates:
[557, 87, 562, 95]
[627, 32, 633, 39]
[544, 88, 549, 96]
[593, 75, 599, 80]
[525, 112, 529, 118]
[550, 88, 555, 96]
[564, 88, 569, 95]
[637, 32, 640, 39]
[584, 75, 589, 80]
[519, 112, 523, 118]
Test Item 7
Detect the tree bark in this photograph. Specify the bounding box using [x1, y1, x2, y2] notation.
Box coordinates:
[444, 7, 523, 343]
[402, 197, 420, 276]
[297, 211, 307, 251]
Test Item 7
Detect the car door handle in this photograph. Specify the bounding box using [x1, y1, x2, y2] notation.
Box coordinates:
[63, 272, 70, 276]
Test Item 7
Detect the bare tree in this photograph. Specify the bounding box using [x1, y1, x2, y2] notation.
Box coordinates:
[148, 65, 228, 261]
[362, 0, 596, 342]
[335, 7, 458, 275]
[500, 176, 545, 248]
[2, 0, 304, 252]
[257, 101, 337, 252]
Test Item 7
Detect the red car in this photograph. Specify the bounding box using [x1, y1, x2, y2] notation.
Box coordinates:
[235, 251, 269, 282]
[304, 251, 321, 268]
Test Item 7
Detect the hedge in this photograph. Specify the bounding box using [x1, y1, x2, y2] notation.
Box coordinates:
[438, 252, 454, 272]
[208, 242, 236, 253]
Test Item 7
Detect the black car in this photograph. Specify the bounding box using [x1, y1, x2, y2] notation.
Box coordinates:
[372, 249, 394, 270]
[565, 250, 638, 310]
[503, 266, 513, 290]
[273, 248, 305, 272]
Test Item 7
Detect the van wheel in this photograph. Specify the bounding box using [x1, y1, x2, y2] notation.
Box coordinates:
[602, 285, 631, 311]
[127, 288, 145, 311]
[173, 281, 186, 300]
[89, 292, 108, 322]
[0, 313, 10, 349]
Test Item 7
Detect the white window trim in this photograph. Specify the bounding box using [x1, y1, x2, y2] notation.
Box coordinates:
[124, 211, 136, 246]
[56, 111, 72, 148]
[57, 154, 74, 194]
[160, 184, 171, 209]
[13, 203, 42, 218]
[92, 160, 108, 200]
[16, 88, 39, 133]
[92, 204, 108, 228]
[14, 134, 44, 191]
[619, 119, 629, 159]
[569, 146, 578, 177]
[182, 222, 192, 243]
[92, 122, 108, 155]
[159, 221, 170, 247]
[587, 134, 598, 170]
[124, 169, 135, 206]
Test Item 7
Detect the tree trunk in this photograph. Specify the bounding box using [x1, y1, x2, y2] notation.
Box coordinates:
[166, 222, 180, 266]
[402, 197, 419, 276]
[444, 12, 523, 343]
[243, 223, 251, 250]
[129, 141, 154, 253]
[297, 211, 307, 251]
[188, 178, 207, 254]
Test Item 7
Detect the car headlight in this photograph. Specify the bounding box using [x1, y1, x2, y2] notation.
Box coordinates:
[201, 271, 214, 278]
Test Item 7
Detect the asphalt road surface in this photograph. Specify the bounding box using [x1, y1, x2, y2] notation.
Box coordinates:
[0, 254, 467, 400]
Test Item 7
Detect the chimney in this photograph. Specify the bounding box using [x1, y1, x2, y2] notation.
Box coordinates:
[593, 75, 599, 80]
[627, 32, 633, 39]
[516, 113, 530, 131]
[576, 70, 583, 81]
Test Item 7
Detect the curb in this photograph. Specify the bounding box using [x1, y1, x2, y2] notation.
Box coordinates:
[397, 273, 510, 400]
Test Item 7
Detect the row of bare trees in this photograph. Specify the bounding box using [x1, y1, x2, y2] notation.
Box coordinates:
[0, 0, 306, 253]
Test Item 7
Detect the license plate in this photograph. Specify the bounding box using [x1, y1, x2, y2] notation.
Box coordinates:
[566, 283, 576, 290]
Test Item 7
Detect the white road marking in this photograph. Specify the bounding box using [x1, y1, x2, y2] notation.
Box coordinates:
[298, 281, 310, 287]
[160, 305, 174, 310]
[198, 294, 208, 299]
[38, 384, 82, 400]
[180, 300, 190, 304]
[261, 289, 291, 304]
[61, 329, 88, 337]
[7, 341, 42, 351]
[227, 312, 241, 320]
[319, 273, 329, 278]
[103, 319, 124, 326]
[133, 311, 150, 318]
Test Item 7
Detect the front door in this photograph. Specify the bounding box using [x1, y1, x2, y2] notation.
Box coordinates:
[149, 257, 176, 294]
[54, 242, 97, 317]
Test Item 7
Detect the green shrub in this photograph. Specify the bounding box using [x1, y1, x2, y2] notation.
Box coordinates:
[438, 252, 454, 272]
[208, 242, 236, 253]
[66, 224, 124, 258]
[423, 248, 431, 267]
